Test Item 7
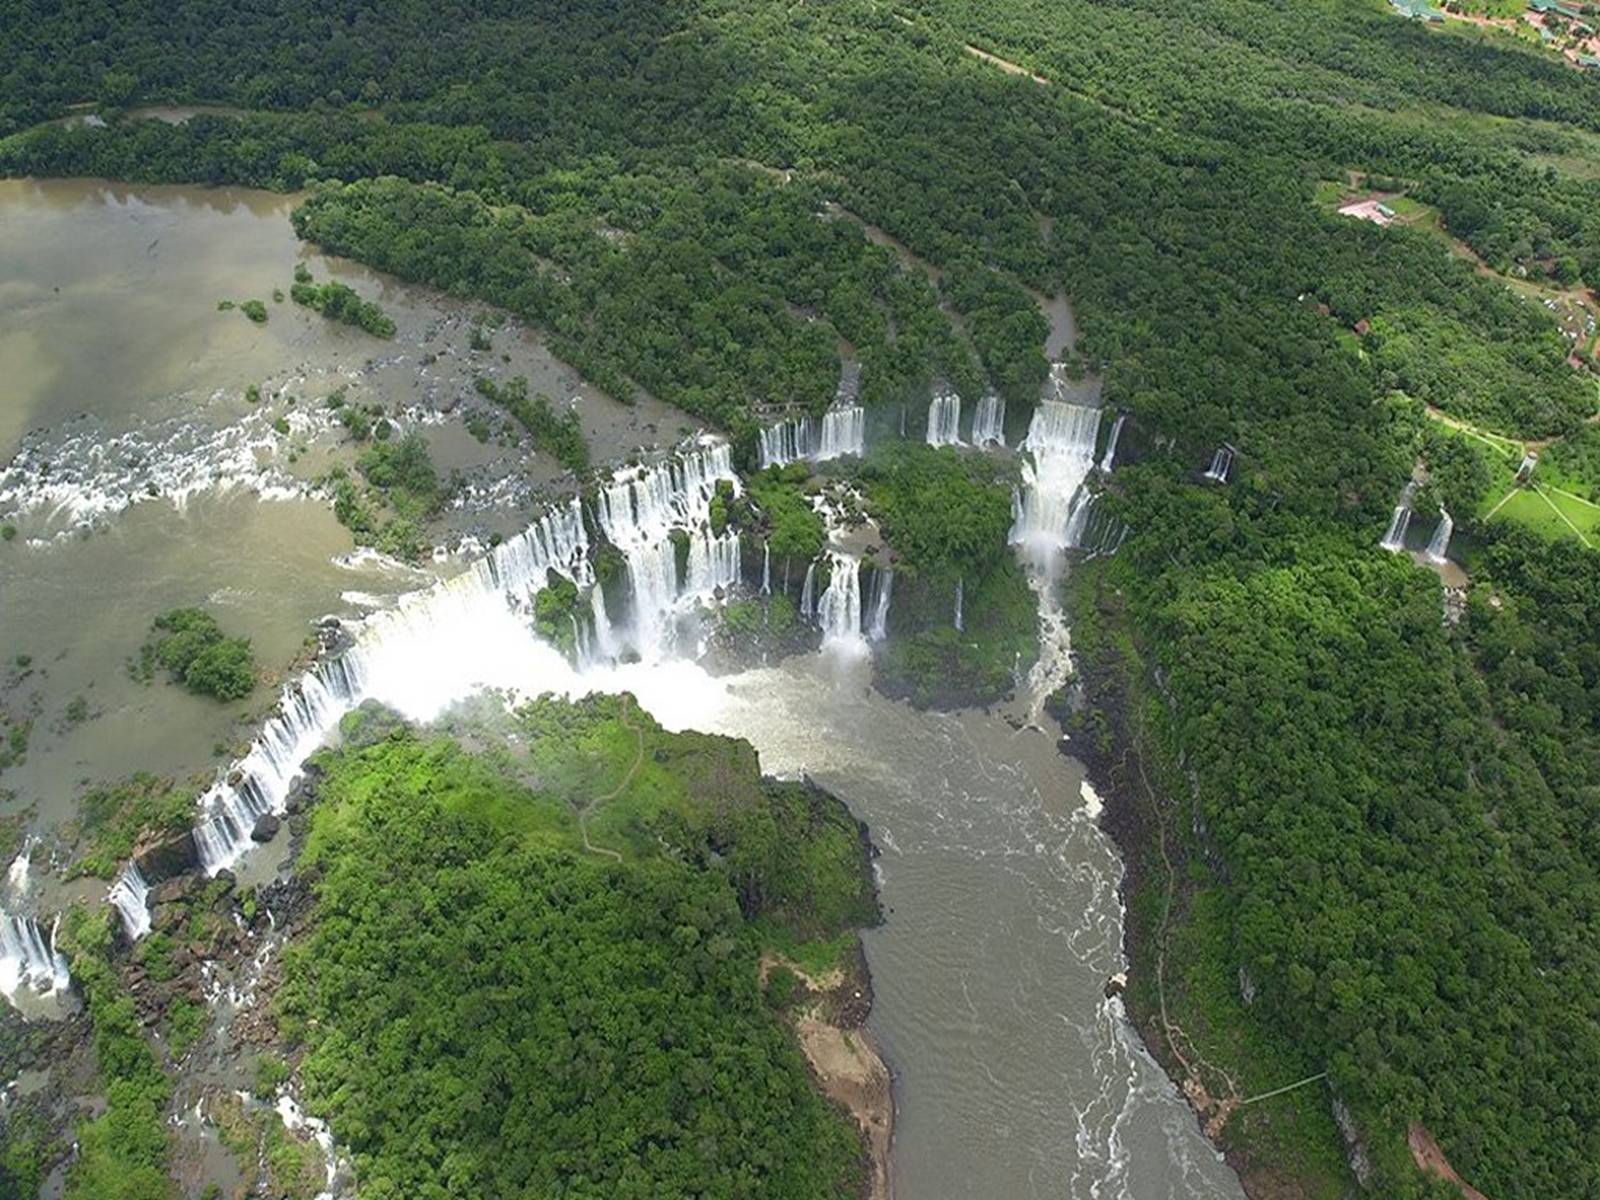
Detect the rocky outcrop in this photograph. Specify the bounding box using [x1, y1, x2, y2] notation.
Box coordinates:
[133, 829, 200, 883]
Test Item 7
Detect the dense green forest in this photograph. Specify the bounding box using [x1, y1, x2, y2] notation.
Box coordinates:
[278, 698, 877, 1199]
[4, 0, 1600, 1196]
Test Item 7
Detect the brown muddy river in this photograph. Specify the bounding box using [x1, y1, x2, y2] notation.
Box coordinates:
[0, 177, 682, 838]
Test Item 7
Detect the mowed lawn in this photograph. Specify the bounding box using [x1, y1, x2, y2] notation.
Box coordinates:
[1488, 485, 1599, 547]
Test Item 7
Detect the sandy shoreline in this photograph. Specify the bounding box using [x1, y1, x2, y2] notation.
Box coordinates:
[764, 951, 894, 1199]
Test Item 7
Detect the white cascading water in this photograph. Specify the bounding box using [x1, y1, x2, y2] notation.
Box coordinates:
[816, 406, 866, 460]
[971, 395, 1006, 447]
[799, 561, 818, 618]
[1381, 481, 1417, 552]
[817, 553, 867, 656]
[194, 497, 592, 873]
[1010, 401, 1103, 570]
[1010, 393, 1105, 724]
[954, 576, 965, 632]
[760, 406, 865, 467]
[761, 542, 771, 594]
[6, 836, 36, 896]
[0, 912, 71, 1005]
[927, 390, 963, 447]
[867, 565, 894, 642]
[109, 865, 152, 940]
[759, 417, 813, 468]
[1203, 446, 1233, 483]
[1100, 412, 1126, 473]
[595, 446, 741, 661]
[1427, 510, 1454, 564]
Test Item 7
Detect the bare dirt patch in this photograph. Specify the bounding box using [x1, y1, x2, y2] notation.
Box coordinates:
[1410, 1123, 1490, 1200]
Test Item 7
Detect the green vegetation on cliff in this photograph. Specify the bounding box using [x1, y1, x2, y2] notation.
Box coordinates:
[277, 697, 877, 1199]
[57, 909, 175, 1200]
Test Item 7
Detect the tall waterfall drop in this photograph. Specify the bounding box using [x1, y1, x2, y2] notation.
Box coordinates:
[817, 406, 866, 460]
[759, 418, 812, 468]
[0, 912, 70, 1005]
[109, 865, 152, 941]
[761, 541, 771, 594]
[953, 577, 965, 633]
[971, 395, 1006, 447]
[799, 561, 818, 618]
[817, 553, 867, 655]
[926, 390, 963, 447]
[867, 565, 894, 642]
[1381, 480, 1417, 552]
[758, 406, 866, 467]
[1010, 381, 1106, 723]
[1100, 412, 1126, 472]
[1009, 400, 1104, 568]
[1203, 445, 1233, 483]
[595, 445, 741, 660]
[1427, 509, 1454, 564]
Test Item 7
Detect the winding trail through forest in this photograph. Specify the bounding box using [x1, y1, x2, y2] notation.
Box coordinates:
[577, 695, 642, 862]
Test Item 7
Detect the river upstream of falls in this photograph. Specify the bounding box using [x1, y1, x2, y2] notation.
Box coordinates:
[0, 179, 1245, 1199]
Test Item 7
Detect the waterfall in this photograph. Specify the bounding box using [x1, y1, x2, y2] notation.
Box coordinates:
[972, 395, 1006, 447]
[1010, 387, 1106, 726]
[594, 445, 741, 661]
[899, 404, 907, 439]
[761, 407, 864, 466]
[867, 566, 894, 642]
[1009, 400, 1104, 569]
[817, 553, 867, 655]
[1078, 499, 1130, 559]
[816, 406, 866, 461]
[926, 390, 963, 447]
[194, 496, 593, 874]
[758, 417, 813, 468]
[1203, 446, 1233, 483]
[6, 836, 36, 896]
[1, 912, 70, 1005]
[1426, 510, 1454, 564]
[1380, 481, 1417, 552]
[587, 586, 619, 663]
[761, 542, 771, 595]
[1100, 412, 1126, 472]
[800, 561, 817, 618]
[109, 865, 152, 941]
[954, 576, 965, 632]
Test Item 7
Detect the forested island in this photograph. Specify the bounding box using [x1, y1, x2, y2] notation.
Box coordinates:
[3, 1, 1600, 1198]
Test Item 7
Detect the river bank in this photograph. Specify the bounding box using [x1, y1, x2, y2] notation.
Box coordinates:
[1057, 564, 1356, 1200]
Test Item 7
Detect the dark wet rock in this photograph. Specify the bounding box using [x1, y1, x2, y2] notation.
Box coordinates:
[1103, 973, 1128, 1000]
[212, 870, 236, 896]
[250, 814, 281, 843]
[283, 774, 318, 815]
[134, 830, 200, 883]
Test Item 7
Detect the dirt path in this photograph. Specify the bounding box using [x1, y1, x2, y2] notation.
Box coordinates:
[577, 695, 642, 862]
[1409, 1124, 1490, 1200]
[962, 43, 1049, 86]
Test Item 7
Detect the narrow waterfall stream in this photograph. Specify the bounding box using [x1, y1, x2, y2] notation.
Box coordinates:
[1427, 509, 1454, 563]
[926, 390, 963, 446]
[972, 394, 1006, 447]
